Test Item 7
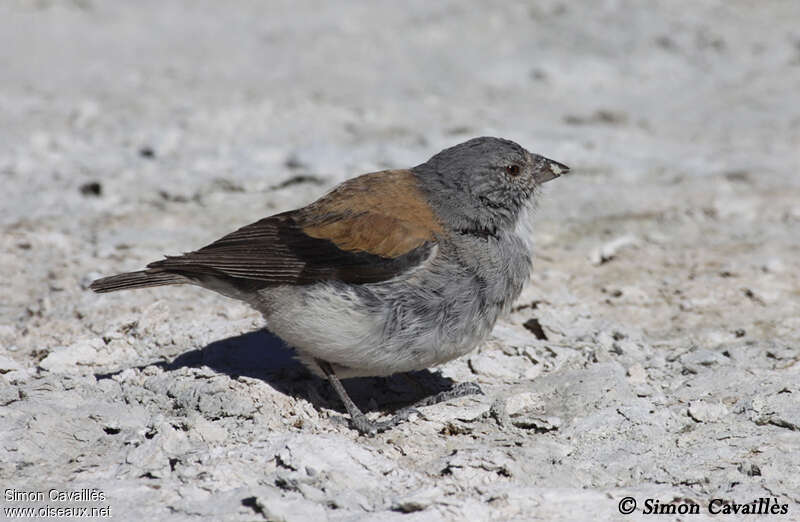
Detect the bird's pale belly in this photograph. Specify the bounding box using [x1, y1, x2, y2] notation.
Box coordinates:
[257, 275, 510, 379]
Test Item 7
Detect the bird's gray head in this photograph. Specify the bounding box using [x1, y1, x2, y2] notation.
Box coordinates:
[413, 137, 568, 234]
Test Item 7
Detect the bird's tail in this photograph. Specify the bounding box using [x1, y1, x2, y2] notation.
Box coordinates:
[89, 270, 187, 293]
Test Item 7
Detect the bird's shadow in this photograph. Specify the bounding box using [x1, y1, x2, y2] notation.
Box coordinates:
[152, 329, 456, 415]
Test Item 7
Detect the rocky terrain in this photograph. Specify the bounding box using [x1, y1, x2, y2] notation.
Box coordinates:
[1, 1, 799, 520]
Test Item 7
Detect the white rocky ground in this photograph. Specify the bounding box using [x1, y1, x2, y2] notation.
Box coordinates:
[1, 1, 799, 520]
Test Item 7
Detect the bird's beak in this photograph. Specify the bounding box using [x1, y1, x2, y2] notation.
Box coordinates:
[533, 156, 569, 184]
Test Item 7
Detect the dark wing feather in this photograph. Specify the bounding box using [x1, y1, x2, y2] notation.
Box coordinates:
[147, 212, 432, 285]
[145, 170, 444, 287]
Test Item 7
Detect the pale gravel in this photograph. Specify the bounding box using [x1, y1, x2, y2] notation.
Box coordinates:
[1, 1, 799, 520]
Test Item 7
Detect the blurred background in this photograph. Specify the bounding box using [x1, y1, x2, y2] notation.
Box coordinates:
[3, 0, 798, 218]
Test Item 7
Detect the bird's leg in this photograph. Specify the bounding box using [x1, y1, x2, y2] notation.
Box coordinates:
[316, 359, 420, 436]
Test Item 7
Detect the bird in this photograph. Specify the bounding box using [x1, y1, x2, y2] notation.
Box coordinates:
[90, 136, 568, 434]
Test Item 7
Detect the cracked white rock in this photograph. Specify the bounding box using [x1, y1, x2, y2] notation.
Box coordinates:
[255, 492, 329, 522]
[39, 338, 103, 372]
[0, 354, 23, 373]
[627, 363, 647, 384]
[688, 400, 729, 423]
[391, 486, 444, 513]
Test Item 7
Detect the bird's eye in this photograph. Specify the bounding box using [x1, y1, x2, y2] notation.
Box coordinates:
[505, 164, 521, 176]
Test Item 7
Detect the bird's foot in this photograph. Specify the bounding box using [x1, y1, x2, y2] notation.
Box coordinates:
[348, 407, 423, 436]
[412, 381, 484, 408]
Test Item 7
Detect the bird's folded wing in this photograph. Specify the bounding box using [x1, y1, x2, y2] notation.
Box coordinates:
[147, 170, 444, 285]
